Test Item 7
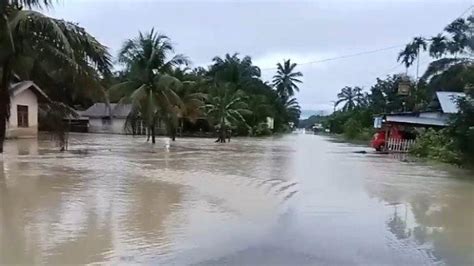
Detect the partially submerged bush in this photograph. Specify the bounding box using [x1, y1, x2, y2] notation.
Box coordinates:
[410, 129, 462, 164]
[343, 117, 362, 139]
[253, 122, 273, 136]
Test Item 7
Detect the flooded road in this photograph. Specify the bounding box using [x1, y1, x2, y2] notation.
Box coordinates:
[1, 133, 473, 265]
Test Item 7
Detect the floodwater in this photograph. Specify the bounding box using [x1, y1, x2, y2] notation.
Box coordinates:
[0, 133, 473, 265]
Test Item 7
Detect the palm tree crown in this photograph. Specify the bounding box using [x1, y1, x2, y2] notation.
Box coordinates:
[205, 82, 251, 132]
[0, 2, 111, 153]
[335, 86, 364, 111]
[110, 29, 189, 143]
[272, 59, 303, 97]
[429, 34, 448, 59]
[397, 37, 427, 68]
[209, 53, 261, 86]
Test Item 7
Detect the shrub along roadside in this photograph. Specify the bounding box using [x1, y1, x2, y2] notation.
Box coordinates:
[409, 129, 462, 164]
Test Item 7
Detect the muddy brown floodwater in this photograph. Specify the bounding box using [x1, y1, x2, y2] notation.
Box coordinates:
[0, 133, 473, 265]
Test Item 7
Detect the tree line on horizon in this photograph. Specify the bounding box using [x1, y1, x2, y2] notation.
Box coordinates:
[108, 30, 303, 143]
[316, 13, 474, 164]
[0, 0, 303, 153]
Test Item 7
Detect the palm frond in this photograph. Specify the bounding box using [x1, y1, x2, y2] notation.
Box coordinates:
[10, 10, 74, 57]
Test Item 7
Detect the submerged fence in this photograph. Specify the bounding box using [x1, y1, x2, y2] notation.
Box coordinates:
[386, 138, 416, 153]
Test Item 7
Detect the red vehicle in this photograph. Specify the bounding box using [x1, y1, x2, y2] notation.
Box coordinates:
[371, 128, 404, 151]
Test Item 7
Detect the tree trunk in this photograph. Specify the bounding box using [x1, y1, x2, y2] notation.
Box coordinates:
[220, 127, 226, 143]
[169, 122, 176, 141]
[0, 60, 12, 154]
[416, 48, 420, 81]
[151, 125, 156, 144]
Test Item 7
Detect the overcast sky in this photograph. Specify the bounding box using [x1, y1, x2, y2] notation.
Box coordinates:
[48, 0, 473, 114]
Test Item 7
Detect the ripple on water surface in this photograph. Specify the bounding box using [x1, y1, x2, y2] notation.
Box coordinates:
[0, 133, 473, 265]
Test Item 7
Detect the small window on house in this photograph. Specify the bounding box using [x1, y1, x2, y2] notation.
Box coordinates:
[101, 117, 112, 125]
[17, 105, 29, 128]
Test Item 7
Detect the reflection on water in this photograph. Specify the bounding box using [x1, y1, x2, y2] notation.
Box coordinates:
[0, 133, 473, 265]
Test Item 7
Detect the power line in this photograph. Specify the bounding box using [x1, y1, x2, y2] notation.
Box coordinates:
[260, 44, 404, 71]
[262, 4, 473, 73]
[372, 4, 474, 82]
[455, 4, 473, 19]
[376, 4, 474, 81]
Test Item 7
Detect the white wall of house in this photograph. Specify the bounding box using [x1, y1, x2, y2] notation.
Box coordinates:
[6, 89, 38, 138]
[88, 118, 127, 134]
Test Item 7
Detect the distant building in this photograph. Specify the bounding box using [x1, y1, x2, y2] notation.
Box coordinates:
[6, 81, 49, 138]
[378, 91, 465, 128]
[373, 91, 466, 152]
[80, 103, 134, 134]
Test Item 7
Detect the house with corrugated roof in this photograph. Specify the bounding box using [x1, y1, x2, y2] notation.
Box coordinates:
[6, 81, 50, 138]
[80, 103, 135, 134]
[379, 91, 466, 128]
[373, 91, 466, 152]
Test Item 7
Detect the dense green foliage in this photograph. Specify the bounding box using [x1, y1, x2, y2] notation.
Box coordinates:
[411, 88, 474, 165]
[0, 1, 112, 152]
[0, 0, 304, 150]
[410, 129, 461, 164]
[108, 47, 303, 142]
[109, 29, 188, 143]
[298, 115, 326, 129]
[322, 13, 474, 163]
[205, 82, 251, 142]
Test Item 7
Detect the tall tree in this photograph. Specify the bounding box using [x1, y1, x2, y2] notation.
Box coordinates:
[280, 96, 301, 125]
[0, 1, 111, 153]
[272, 59, 303, 98]
[209, 53, 261, 90]
[110, 29, 188, 143]
[335, 86, 360, 111]
[421, 14, 473, 92]
[398, 37, 427, 77]
[429, 34, 448, 59]
[412, 37, 428, 79]
[445, 18, 469, 56]
[398, 45, 417, 69]
[205, 82, 251, 143]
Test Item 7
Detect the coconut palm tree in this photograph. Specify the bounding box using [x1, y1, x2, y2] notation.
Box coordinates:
[247, 94, 273, 126]
[445, 18, 469, 56]
[281, 96, 301, 124]
[429, 34, 448, 59]
[172, 79, 206, 139]
[421, 16, 474, 86]
[412, 37, 427, 79]
[110, 29, 189, 143]
[272, 59, 303, 98]
[353, 86, 367, 106]
[397, 45, 417, 69]
[335, 86, 360, 111]
[398, 37, 427, 78]
[205, 82, 251, 143]
[0, 1, 112, 153]
[209, 53, 261, 83]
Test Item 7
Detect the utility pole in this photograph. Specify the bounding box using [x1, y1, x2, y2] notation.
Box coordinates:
[331, 101, 336, 113]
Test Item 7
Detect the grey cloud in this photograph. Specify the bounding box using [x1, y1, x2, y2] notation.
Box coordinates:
[48, 0, 473, 112]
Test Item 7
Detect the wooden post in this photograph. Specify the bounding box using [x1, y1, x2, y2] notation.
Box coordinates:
[384, 125, 390, 152]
